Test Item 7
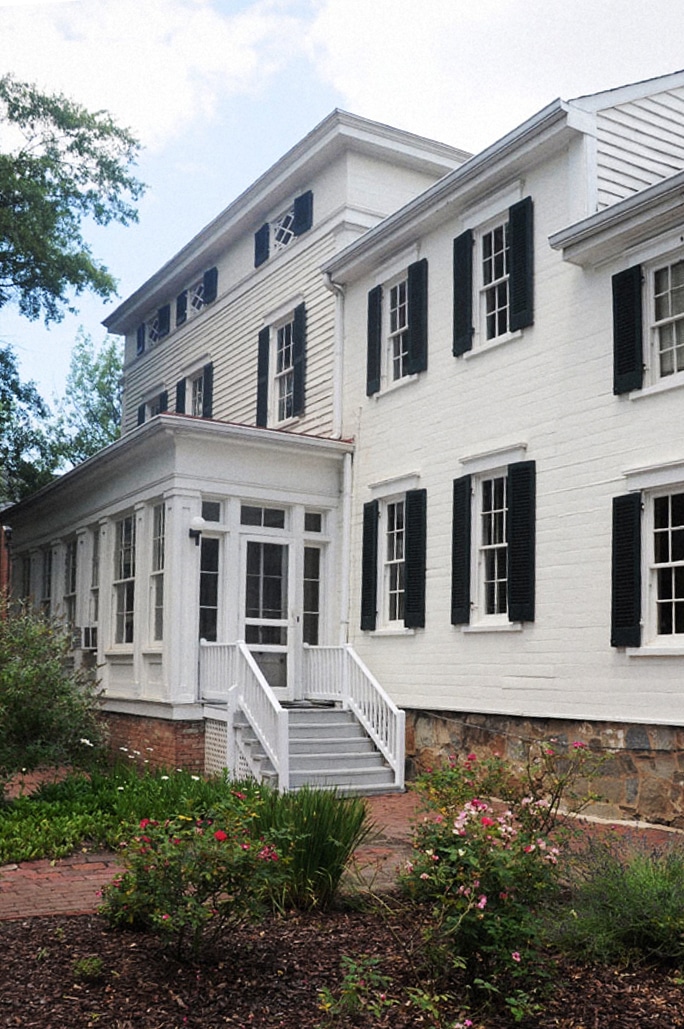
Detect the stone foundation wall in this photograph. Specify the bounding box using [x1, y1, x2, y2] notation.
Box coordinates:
[406, 710, 684, 828]
[104, 712, 205, 773]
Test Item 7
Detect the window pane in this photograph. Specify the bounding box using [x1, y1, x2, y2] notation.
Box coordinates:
[241, 505, 262, 526]
[263, 508, 285, 529]
[654, 496, 669, 529]
[202, 501, 221, 522]
[305, 511, 322, 533]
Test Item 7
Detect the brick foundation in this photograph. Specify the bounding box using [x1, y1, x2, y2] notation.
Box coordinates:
[104, 712, 205, 773]
[406, 710, 684, 828]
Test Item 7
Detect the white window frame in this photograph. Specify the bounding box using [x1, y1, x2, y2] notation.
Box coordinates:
[150, 503, 165, 643]
[472, 470, 509, 625]
[40, 548, 52, 615]
[379, 496, 406, 629]
[647, 255, 684, 386]
[477, 216, 510, 344]
[272, 315, 295, 425]
[271, 205, 296, 254]
[89, 526, 100, 631]
[63, 538, 77, 627]
[387, 275, 410, 384]
[190, 370, 205, 417]
[113, 513, 136, 646]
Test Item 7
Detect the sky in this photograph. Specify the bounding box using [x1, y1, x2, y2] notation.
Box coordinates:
[2, 0, 684, 402]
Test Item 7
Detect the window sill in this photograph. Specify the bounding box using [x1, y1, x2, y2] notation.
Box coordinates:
[627, 644, 684, 657]
[104, 648, 135, 658]
[373, 373, 419, 399]
[628, 374, 684, 401]
[462, 621, 523, 634]
[370, 627, 416, 637]
[462, 330, 522, 361]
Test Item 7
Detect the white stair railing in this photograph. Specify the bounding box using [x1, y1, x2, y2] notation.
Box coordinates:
[199, 640, 289, 791]
[302, 644, 405, 789]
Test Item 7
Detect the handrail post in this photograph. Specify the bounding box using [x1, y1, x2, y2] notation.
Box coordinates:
[226, 684, 238, 778]
[277, 709, 289, 792]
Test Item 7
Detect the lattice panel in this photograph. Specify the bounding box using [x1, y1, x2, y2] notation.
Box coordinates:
[204, 719, 228, 775]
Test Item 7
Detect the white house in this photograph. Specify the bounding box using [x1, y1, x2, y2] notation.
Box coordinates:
[9, 74, 684, 822]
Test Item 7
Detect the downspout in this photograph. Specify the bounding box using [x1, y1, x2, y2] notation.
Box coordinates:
[323, 271, 352, 645]
[323, 272, 345, 439]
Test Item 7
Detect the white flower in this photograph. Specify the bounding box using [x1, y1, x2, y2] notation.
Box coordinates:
[191, 775, 200, 781]
[117, 786, 125, 791]
[161, 775, 169, 781]
[79, 738, 94, 747]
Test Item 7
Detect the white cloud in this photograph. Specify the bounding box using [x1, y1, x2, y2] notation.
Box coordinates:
[0, 0, 304, 149]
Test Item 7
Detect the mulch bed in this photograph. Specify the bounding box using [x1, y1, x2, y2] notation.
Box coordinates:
[2, 903, 684, 1028]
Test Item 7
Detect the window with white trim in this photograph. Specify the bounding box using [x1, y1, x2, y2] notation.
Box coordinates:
[254, 191, 313, 267]
[63, 539, 77, 627]
[275, 317, 295, 421]
[366, 260, 428, 395]
[175, 362, 213, 419]
[113, 514, 135, 644]
[480, 220, 510, 341]
[478, 473, 508, 616]
[361, 489, 427, 631]
[150, 504, 165, 642]
[652, 258, 684, 379]
[383, 498, 405, 625]
[41, 548, 52, 615]
[256, 305, 306, 427]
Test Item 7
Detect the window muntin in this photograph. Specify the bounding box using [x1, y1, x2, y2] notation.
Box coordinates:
[388, 278, 409, 382]
[653, 492, 684, 635]
[384, 499, 405, 624]
[199, 537, 219, 641]
[479, 475, 508, 616]
[150, 504, 165, 642]
[113, 514, 135, 644]
[271, 207, 295, 253]
[303, 546, 321, 645]
[90, 528, 100, 626]
[41, 549, 52, 615]
[190, 372, 204, 417]
[240, 505, 285, 529]
[245, 541, 288, 645]
[20, 554, 31, 601]
[275, 319, 295, 422]
[481, 221, 510, 341]
[63, 539, 77, 627]
[653, 259, 684, 379]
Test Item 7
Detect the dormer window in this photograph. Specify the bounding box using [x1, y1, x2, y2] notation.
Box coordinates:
[254, 190, 313, 267]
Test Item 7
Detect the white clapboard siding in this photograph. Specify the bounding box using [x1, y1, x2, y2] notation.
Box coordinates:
[596, 88, 684, 208]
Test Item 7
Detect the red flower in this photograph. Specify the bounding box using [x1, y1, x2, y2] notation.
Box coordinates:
[480, 816, 496, 827]
[213, 829, 228, 842]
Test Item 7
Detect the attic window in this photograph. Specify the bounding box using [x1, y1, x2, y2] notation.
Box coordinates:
[254, 190, 313, 267]
[272, 207, 296, 253]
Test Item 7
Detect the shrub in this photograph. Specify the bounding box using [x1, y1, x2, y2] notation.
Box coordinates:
[248, 786, 371, 910]
[100, 810, 283, 960]
[0, 604, 106, 795]
[403, 744, 602, 1015]
[553, 834, 684, 966]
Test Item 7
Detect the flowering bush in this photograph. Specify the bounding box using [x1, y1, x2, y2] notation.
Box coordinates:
[100, 810, 284, 959]
[403, 744, 602, 1015]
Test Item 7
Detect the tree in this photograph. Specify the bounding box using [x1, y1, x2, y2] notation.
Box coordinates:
[53, 331, 123, 465]
[0, 344, 58, 503]
[0, 74, 144, 324]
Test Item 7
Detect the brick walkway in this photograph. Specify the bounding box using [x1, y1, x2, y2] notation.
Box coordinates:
[2, 788, 681, 922]
[0, 791, 421, 921]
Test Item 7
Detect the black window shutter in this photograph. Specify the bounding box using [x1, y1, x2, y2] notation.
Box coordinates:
[202, 362, 214, 419]
[507, 460, 536, 622]
[292, 303, 306, 417]
[451, 475, 472, 624]
[611, 492, 642, 647]
[509, 196, 534, 332]
[613, 266, 643, 394]
[255, 223, 270, 267]
[367, 285, 383, 395]
[137, 403, 146, 426]
[176, 290, 187, 327]
[453, 229, 473, 355]
[158, 303, 171, 339]
[175, 378, 186, 414]
[256, 326, 270, 427]
[361, 501, 379, 631]
[292, 190, 313, 236]
[405, 488, 427, 628]
[406, 259, 428, 375]
[203, 267, 218, 304]
[159, 391, 168, 413]
[136, 324, 146, 355]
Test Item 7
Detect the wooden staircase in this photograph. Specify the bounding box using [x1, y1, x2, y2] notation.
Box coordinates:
[234, 704, 399, 793]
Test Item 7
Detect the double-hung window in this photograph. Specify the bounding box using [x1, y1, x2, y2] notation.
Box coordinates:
[612, 484, 684, 648]
[63, 539, 77, 627]
[366, 259, 428, 394]
[452, 461, 536, 627]
[361, 489, 427, 631]
[256, 304, 306, 427]
[453, 196, 534, 356]
[137, 390, 168, 426]
[150, 504, 165, 642]
[613, 255, 684, 394]
[175, 363, 214, 419]
[113, 514, 135, 644]
[41, 548, 52, 615]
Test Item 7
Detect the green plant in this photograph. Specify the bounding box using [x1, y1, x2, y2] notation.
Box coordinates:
[100, 811, 283, 960]
[317, 954, 396, 1023]
[73, 956, 104, 981]
[249, 786, 372, 909]
[553, 835, 684, 966]
[0, 604, 106, 797]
